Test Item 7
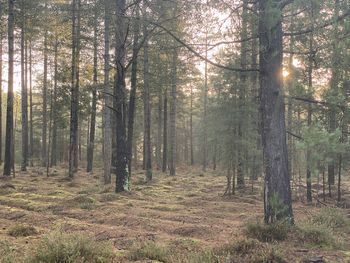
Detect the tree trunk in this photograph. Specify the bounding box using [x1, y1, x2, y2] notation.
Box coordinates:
[202, 31, 208, 172]
[143, 3, 152, 181]
[41, 30, 48, 167]
[21, 2, 28, 171]
[51, 37, 58, 167]
[4, 0, 15, 176]
[156, 95, 162, 170]
[190, 85, 194, 166]
[237, 0, 248, 188]
[87, 0, 98, 173]
[29, 41, 33, 167]
[127, 6, 140, 178]
[169, 48, 177, 176]
[162, 89, 168, 173]
[115, 0, 129, 192]
[103, 0, 112, 184]
[259, 0, 293, 224]
[69, 0, 81, 178]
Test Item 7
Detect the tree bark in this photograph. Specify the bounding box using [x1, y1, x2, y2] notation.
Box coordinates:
[169, 48, 177, 176]
[127, 5, 140, 177]
[162, 89, 168, 173]
[21, 1, 28, 171]
[114, 0, 129, 192]
[69, 0, 81, 178]
[0, 31, 3, 165]
[29, 41, 33, 167]
[259, 0, 293, 224]
[87, 0, 98, 173]
[143, 2, 152, 181]
[42, 29, 48, 167]
[4, 0, 15, 176]
[103, 0, 112, 184]
[51, 36, 58, 167]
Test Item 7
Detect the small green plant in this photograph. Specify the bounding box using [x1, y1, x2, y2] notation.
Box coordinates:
[7, 224, 38, 237]
[311, 208, 349, 230]
[269, 193, 289, 223]
[27, 231, 115, 263]
[296, 222, 335, 248]
[127, 242, 169, 262]
[0, 241, 15, 263]
[245, 220, 290, 242]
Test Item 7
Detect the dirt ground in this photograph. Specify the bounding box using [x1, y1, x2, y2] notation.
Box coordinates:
[0, 166, 350, 262]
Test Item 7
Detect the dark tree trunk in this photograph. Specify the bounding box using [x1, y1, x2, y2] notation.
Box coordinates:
[115, 0, 129, 192]
[21, 2, 28, 171]
[51, 37, 58, 167]
[259, 0, 293, 224]
[103, 0, 112, 184]
[156, 95, 162, 170]
[162, 89, 168, 173]
[69, 0, 81, 178]
[29, 41, 33, 167]
[87, 0, 98, 173]
[190, 85, 194, 166]
[169, 49, 177, 176]
[42, 30, 48, 167]
[143, 3, 152, 181]
[127, 5, 140, 178]
[4, 0, 14, 176]
[237, 0, 248, 188]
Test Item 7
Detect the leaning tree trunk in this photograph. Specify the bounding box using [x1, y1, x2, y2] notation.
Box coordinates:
[259, 0, 293, 224]
[87, 0, 98, 173]
[115, 0, 129, 192]
[4, 0, 15, 177]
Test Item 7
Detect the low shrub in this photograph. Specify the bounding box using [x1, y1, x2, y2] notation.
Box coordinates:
[127, 242, 169, 262]
[7, 224, 38, 237]
[27, 231, 115, 263]
[245, 221, 290, 242]
[295, 222, 335, 248]
[311, 208, 349, 230]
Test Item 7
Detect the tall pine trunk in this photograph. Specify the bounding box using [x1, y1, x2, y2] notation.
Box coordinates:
[169, 48, 177, 176]
[4, 0, 15, 176]
[103, 0, 112, 184]
[127, 6, 140, 177]
[87, 0, 98, 173]
[51, 36, 58, 167]
[259, 0, 293, 224]
[42, 30, 48, 167]
[143, 3, 152, 181]
[21, 1, 28, 171]
[162, 89, 168, 173]
[115, 0, 129, 192]
[69, 0, 81, 178]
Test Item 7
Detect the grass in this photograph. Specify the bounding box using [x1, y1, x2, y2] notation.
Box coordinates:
[7, 224, 38, 237]
[0, 241, 15, 263]
[245, 220, 290, 242]
[26, 231, 115, 263]
[127, 242, 169, 262]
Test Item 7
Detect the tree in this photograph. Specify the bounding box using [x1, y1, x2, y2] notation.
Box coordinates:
[69, 0, 81, 178]
[259, 0, 293, 224]
[4, 0, 15, 177]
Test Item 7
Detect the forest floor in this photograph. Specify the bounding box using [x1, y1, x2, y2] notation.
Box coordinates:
[0, 166, 350, 263]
